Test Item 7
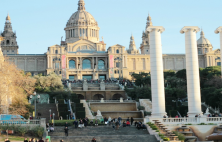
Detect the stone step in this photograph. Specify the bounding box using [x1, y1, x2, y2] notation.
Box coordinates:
[35, 103, 59, 122]
[49, 126, 157, 142]
[50, 135, 157, 142]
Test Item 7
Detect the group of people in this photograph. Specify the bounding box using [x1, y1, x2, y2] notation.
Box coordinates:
[23, 137, 47, 142]
[134, 121, 147, 130]
[46, 123, 54, 132]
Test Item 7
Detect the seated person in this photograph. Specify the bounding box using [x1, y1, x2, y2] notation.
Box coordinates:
[122, 121, 126, 127]
[141, 124, 147, 130]
[50, 126, 54, 132]
[95, 120, 98, 126]
[90, 120, 94, 126]
[137, 121, 142, 130]
[126, 121, 130, 126]
[134, 121, 138, 127]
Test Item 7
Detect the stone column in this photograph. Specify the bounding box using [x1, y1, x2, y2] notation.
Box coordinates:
[180, 26, 202, 117]
[92, 57, 94, 69]
[147, 26, 166, 117]
[215, 27, 222, 75]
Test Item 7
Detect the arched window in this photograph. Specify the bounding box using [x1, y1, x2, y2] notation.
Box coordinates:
[69, 60, 76, 69]
[98, 60, 105, 70]
[82, 59, 91, 69]
[116, 49, 119, 53]
[6, 40, 10, 45]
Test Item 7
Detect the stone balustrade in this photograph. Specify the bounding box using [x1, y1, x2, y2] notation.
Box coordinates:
[145, 117, 222, 125]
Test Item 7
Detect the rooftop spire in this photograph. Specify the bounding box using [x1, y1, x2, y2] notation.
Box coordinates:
[78, 0, 85, 11]
[6, 13, 11, 23]
[146, 13, 152, 28]
[200, 28, 205, 37]
[129, 34, 136, 50]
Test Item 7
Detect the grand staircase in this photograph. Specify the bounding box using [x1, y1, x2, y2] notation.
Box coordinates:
[49, 126, 157, 142]
[36, 103, 59, 123]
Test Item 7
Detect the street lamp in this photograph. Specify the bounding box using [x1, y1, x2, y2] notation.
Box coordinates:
[30, 92, 40, 119]
[49, 109, 51, 120]
[53, 113, 55, 126]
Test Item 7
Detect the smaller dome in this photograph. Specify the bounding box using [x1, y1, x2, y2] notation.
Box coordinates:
[6, 13, 11, 21]
[197, 30, 212, 45]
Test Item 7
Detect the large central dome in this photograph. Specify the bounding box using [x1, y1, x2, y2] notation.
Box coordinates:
[65, 0, 100, 43]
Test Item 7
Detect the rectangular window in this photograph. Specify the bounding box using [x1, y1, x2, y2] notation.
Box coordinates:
[217, 62, 221, 66]
[55, 50, 58, 54]
[55, 63, 60, 69]
[82, 75, 92, 80]
[116, 62, 120, 68]
[205, 48, 208, 53]
[80, 29, 82, 37]
[198, 49, 201, 54]
[69, 75, 75, 81]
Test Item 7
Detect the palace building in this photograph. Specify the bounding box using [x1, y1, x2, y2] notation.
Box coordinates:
[1, 0, 221, 80]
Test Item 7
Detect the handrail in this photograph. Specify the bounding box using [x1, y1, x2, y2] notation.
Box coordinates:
[87, 100, 136, 103]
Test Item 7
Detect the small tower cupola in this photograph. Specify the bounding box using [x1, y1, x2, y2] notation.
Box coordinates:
[78, 0, 85, 11]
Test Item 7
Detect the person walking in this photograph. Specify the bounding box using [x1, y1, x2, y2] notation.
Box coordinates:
[115, 120, 120, 130]
[64, 127, 69, 136]
[73, 119, 78, 128]
[118, 116, 122, 126]
[130, 117, 134, 125]
[112, 120, 115, 131]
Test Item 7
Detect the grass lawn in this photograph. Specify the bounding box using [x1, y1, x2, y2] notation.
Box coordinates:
[0, 134, 38, 141]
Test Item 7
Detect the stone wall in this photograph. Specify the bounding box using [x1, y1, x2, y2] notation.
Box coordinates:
[90, 102, 137, 112]
[101, 111, 142, 119]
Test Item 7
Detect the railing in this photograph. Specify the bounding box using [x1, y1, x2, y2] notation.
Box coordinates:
[202, 102, 217, 114]
[145, 117, 222, 124]
[68, 99, 73, 119]
[0, 120, 40, 125]
[87, 100, 136, 103]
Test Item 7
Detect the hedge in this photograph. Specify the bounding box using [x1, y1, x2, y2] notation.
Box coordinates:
[76, 111, 85, 119]
[49, 119, 105, 126]
[169, 110, 178, 117]
[76, 107, 85, 112]
[58, 99, 64, 104]
[72, 98, 80, 103]
[76, 103, 83, 108]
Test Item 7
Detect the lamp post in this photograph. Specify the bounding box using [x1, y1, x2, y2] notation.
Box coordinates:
[67, 115, 68, 120]
[30, 92, 40, 119]
[53, 113, 55, 126]
[49, 109, 51, 120]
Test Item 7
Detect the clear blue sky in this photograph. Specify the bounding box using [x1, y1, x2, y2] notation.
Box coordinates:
[0, 0, 221, 54]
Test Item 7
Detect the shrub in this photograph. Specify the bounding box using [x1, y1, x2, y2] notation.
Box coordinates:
[163, 137, 170, 141]
[17, 127, 28, 136]
[137, 106, 145, 110]
[156, 130, 160, 132]
[144, 111, 151, 116]
[173, 131, 185, 141]
[32, 126, 44, 137]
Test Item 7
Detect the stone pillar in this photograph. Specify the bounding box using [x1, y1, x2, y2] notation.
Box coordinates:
[180, 26, 202, 117]
[147, 26, 166, 117]
[215, 27, 222, 75]
[92, 57, 94, 69]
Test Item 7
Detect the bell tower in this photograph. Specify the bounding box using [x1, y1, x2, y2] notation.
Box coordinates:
[0, 14, 19, 55]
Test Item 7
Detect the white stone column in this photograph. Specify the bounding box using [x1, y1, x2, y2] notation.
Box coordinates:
[215, 27, 222, 76]
[147, 26, 166, 117]
[180, 26, 202, 117]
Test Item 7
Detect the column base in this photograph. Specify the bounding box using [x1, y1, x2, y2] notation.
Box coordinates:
[151, 112, 167, 118]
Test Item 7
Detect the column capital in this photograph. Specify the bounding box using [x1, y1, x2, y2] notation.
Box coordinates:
[215, 26, 222, 34]
[180, 26, 200, 34]
[147, 26, 165, 33]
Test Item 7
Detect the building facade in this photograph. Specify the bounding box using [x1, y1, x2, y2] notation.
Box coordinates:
[1, 0, 221, 80]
